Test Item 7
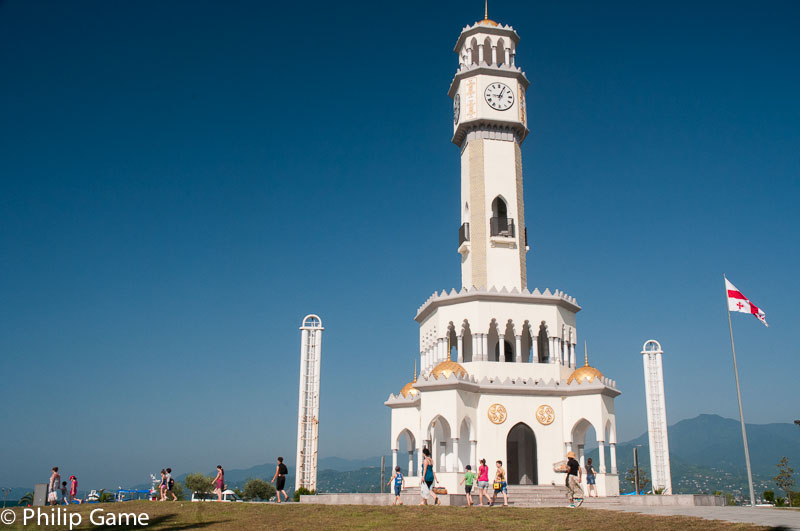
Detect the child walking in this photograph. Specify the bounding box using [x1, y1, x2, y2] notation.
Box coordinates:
[387, 466, 404, 505]
[459, 465, 476, 506]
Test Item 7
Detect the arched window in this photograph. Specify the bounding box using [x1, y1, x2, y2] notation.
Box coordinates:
[497, 38, 505, 66]
[537, 322, 549, 363]
[490, 196, 514, 237]
[484, 37, 493, 65]
[470, 38, 479, 65]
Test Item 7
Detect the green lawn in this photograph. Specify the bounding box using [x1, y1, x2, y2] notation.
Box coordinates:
[2, 501, 766, 530]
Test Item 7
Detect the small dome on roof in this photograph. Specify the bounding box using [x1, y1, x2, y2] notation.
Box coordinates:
[431, 360, 468, 380]
[567, 342, 604, 384]
[400, 381, 419, 398]
[477, 18, 499, 26]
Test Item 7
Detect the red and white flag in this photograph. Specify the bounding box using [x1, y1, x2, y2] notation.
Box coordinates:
[725, 278, 768, 327]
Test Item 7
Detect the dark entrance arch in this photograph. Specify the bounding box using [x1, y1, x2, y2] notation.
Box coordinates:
[506, 423, 537, 485]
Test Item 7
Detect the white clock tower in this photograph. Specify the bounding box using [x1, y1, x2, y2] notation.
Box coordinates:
[386, 12, 621, 501]
[451, 14, 529, 291]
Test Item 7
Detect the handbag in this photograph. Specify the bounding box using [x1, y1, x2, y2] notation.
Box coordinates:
[493, 482, 501, 490]
[431, 487, 447, 495]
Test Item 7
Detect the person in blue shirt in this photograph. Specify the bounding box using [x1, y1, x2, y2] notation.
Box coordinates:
[387, 466, 405, 505]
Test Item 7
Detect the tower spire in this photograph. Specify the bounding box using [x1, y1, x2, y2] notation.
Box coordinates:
[584, 341, 589, 366]
[484, 0, 488, 20]
[413, 359, 417, 382]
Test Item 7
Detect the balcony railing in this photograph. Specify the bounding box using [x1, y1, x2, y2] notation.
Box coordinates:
[490, 217, 515, 238]
[459, 222, 470, 246]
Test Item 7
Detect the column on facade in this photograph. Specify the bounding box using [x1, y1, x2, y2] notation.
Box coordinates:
[440, 338, 447, 363]
[515, 335, 522, 362]
[452, 438, 459, 472]
[471, 334, 478, 362]
[408, 450, 414, 477]
[478, 43, 484, 64]
[561, 338, 566, 365]
[504, 47, 510, 65]
[482, 334, 489, 362]
[578, 444, 585, 467]
[551, 337, 558, 364]
[439, 441, 447, 472]
[531, 335, 538, 363]
[610, 443, 617, 474]
[570, 342, 576, 367]
[491, 45, 497, 66]
[417, 445, 424, 476]
[565, 441, 573, 454]
[457, 335, 464, 363]
[498, 334, 505, 362]
[598, 441, 606, 473]
[392, 449, 398, 471]
[470, 440, 477, 468]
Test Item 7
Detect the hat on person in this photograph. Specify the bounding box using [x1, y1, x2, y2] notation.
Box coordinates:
[566, 451, 576, 458]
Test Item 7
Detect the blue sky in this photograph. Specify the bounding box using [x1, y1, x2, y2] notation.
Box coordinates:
[1, 0, 798, 489]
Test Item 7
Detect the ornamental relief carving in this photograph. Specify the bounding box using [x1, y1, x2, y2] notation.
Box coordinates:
[536, 405, 555, 425]
[487, 403, 507, 424]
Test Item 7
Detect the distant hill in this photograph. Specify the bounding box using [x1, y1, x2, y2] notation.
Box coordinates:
[587, 414, 799, 499]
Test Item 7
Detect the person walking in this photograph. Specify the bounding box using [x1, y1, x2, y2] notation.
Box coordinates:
[60, 482, 68, 505]
[48, 467, 60, 506]
[476, 459, 490, 506]
[585, 458, 597, 498]
[211, 465, 225, 502]
[165, 468, 178, 501]
[459, 465, 476, 506]
[158, 469, 168, 501]
[68, 476, 78, 504]
[565, 451, 584, 508]
[490, 460, 508, 506]
[387, 466, 404, 505]
[418, 447, 440, 506]
[271, 457, 289, 503]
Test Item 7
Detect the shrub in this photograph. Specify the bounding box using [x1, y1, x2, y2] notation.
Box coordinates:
[293, 487, 315, 502]
[184, 473, 214, 495]
[243, 478, 275, 501]
[763, 490, 775, 503]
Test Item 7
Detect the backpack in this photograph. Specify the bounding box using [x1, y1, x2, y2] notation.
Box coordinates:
[168, 478, 174, 489]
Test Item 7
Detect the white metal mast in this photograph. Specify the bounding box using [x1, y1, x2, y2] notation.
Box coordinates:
[296, 314, 324, 491]
[641, 339, 672, 494]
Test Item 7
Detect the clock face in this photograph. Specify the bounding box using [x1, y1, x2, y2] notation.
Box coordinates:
[485, 82, 514, 111]
[453, 94, 461, 124]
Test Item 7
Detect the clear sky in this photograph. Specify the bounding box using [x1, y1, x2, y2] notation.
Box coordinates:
[1, 0, 798, 489]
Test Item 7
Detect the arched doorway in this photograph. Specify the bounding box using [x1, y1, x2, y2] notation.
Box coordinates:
[507, 423, 537, 485]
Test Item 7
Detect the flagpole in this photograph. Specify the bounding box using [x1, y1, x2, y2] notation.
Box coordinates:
[724, 273, 756, 506]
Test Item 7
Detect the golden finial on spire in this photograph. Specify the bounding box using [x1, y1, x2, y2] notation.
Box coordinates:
[413, 359, 417, 382]
[485, 0, 488, 20]
[584, 341, 589, 366]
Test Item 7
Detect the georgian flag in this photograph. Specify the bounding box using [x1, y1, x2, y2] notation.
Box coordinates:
[726, 278, 768, 327]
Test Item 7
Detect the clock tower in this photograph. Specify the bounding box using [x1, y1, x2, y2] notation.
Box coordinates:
[450, 16, 529, 291]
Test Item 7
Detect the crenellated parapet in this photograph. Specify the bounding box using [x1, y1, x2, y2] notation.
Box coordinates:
[415, 285, 580, 322]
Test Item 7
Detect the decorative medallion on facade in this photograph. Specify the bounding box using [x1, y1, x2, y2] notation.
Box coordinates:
[487, 403, 507, 424]
[535, 405, 555, 425]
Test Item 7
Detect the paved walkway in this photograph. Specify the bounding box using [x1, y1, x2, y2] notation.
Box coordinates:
[586, 503, 800, 529]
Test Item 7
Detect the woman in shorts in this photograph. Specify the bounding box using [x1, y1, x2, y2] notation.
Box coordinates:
[476, 458, 490, 506]
[585, 457, 597, 497]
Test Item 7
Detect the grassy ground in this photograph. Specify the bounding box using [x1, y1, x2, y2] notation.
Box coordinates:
[2, 501, 767, 530]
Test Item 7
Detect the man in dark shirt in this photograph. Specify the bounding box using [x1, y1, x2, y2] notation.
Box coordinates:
[565, 451, 584, 508]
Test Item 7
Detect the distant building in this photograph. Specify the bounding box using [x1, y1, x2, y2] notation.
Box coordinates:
[641, 339, 672, 493]
[384, 13, 621, 496]
[296, 314, 323, 491]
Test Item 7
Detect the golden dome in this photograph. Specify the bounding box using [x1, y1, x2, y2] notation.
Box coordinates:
[431, 360, 468, 380]
[477, 18, 499, 26]
[400, 381, 419, 398]
[567, 342, 604, 384]
[399, 360, 419, 398]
